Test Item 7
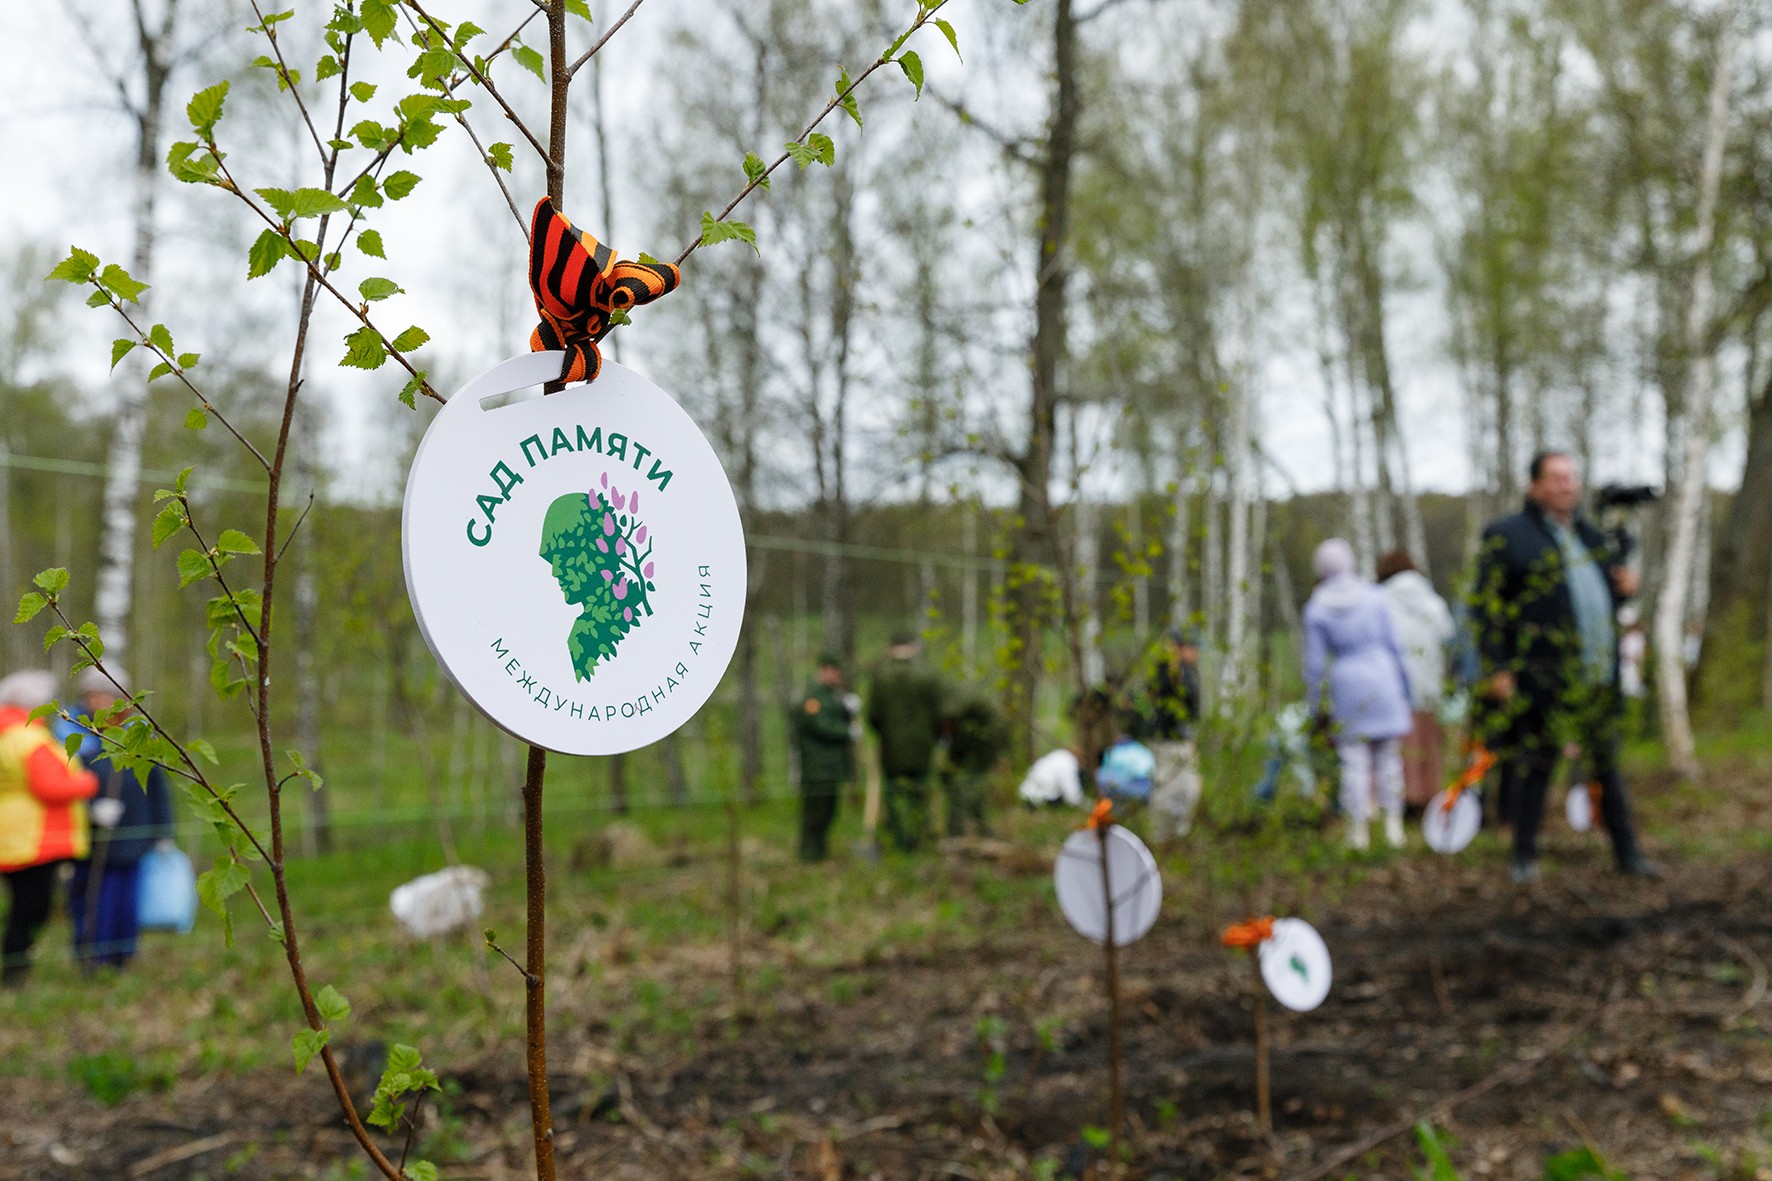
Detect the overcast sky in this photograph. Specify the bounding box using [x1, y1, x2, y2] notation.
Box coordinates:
[0, 0, 1736, 508]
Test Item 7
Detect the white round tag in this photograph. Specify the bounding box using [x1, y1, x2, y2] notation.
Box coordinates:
[403, 354, 746, 755]
[1259, 917, 1332, 1012]
[1054, 825, 1162, 946]
[1565, 784, 1594, 833]
[1422, 790, 1481, 855]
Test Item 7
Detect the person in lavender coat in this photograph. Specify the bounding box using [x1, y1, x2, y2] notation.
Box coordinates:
[1303, 539, 1414, 850]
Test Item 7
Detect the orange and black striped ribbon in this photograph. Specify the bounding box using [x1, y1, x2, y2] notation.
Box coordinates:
[528, 197, 679, 384]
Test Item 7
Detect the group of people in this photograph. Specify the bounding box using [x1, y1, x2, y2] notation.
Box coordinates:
[0, 665, 172, 985]
[1304, 450, 1657, 880]
[791, 633, 1012, 860]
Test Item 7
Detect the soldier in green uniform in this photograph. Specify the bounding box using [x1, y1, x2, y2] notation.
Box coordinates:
[794, 653, 856, 862]
[941, 690, 1010, 837]
[866, 631, 945, 853]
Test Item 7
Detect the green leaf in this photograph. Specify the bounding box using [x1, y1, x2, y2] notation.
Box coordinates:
[189, 738, 219, 766]
[14, 593, 47, 625]
[382, 170, 421, 200]
[33, 568, 70, 595]
[65, 733, 83, 759]
[361, 0, 399, 46]
[488, 142, 514, 172]
[316, 984, 352, 1023]
[407, 1163, 438, 1181]
[148, 361, 173, 382]
[186, 80, 230, 138]
[835, 68, 862, 128]
[699, 212, 758, 252]
[177, 549, 213, 589]
[110, 339, 136, 370]
[564, 0, 592, 19]
[315, 55, 342, 82]
[742, 151, 770, 188]
[348, 173, 384, 208]
[176, 352, 200, 368]
[98, 264, 150, 304]
[511, 43, 545, 82]
[897, 51, 924, 98]
[807, 133, 835, 164]
[358, 229, 386, 258]
[341, 326, 387, 370]
[196, 858, 249, 946]
[148, 324, 175, 354]
[391, 326, 430, 352]
[183, 408, 208, 431]
[216, 529, 261, 555]
[454, 20, 486, 48]
[248, 229, 290, 279]
[166, 141, 224, 185]
[292, 1028, 331, 1074]
[398, 370, 428, 409]
[933, 18, 961, 60]
[359, 277, 403, 302]
[409, 47, 456, 87]
[46, 248, 100, 285]
[349, 81, 377, 103]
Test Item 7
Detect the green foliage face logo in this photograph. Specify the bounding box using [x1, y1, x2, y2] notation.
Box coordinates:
[538, 471, 657, 681]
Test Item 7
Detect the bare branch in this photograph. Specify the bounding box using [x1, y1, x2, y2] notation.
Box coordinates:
[565, 0, 649, 79]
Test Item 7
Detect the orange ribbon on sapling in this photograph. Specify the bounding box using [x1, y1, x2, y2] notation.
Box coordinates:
[1085, 797, 1115, 831]
[528, 197, 680, 384]
[1220, 916, 1276, 949]
[1440, 744, 1496, 812]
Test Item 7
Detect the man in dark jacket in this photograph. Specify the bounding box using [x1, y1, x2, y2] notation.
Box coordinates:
[941, 690, 1009, 837]
[794, 654, 857, 862]
[866, 632, 945, 853]
[1470, 451, 1656, 882]
[1146, 628, 1203, 840]
[68, 666, 174, 969]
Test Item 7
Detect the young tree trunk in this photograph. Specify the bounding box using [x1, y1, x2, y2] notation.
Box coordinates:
[1655, 17, 1734, 781]
[1076, 487, 1104, 686]
[1219, 379, 1253, 711]
[1707, 367, 1772, 642]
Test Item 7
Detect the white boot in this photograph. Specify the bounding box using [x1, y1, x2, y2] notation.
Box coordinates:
[1345, 819, 1369, 852]
[1385, 812, 1406, 849]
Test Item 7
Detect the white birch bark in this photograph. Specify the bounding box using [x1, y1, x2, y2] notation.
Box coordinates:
[1168, 471, 1191, 629]
[1655, 16, 1734, 781]
[1219, 377, 1253, 711]
[1076, 490, 1104, 686]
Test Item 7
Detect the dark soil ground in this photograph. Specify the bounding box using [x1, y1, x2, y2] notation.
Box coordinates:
[4, 768, 1770, 1181]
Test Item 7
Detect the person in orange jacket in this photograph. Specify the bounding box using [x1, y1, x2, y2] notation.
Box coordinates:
[0, 670, 99, 986]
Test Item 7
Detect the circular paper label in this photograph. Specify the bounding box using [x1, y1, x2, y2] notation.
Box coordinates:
[1422, 789, 1481, 855]
[1259, 917, 1332, 1012]
[1565, 784, 1594, 833]
[403, 354, 746, 755]
[1053, 825, 1162, 946]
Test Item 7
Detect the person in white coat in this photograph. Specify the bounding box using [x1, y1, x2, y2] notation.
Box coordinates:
[1377, 549, 1457, 809]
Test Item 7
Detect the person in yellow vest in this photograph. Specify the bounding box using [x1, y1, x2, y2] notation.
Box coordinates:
[0, 670, 98, 986]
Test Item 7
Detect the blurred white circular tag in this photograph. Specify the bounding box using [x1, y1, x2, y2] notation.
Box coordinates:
[1054, 825, 1162, 946]
[1423, 790, 1481, 855]
[1566, 784, 1595, 833]
[1259, 917, 1332, 1012]
[403, 354, 746, 755]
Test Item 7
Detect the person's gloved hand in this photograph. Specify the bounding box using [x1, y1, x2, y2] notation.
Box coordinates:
[90, 797, 124, 829]
[842, 693, 862, 717]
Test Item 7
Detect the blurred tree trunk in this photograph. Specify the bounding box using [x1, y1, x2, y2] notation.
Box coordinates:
[94, 0, 180, 665]
[1654, 14, 1733, 781]
[1008, 0, 1079, 764]
[1707, 368, 1772, 648]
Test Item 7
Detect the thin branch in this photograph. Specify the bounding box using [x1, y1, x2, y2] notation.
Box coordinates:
[485, 933, 533, 981]
[100, 295, 272, 471]
[212, 158, 440, 402]
[565, 0, 648, 78]
[275, 491, 317, 565]
[181, 512, 265, 646]
[674, 8, 935, 267]
[246, 0, 327, 162]
[406, 0, 549, 164]
[454, 111, 529, 240]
